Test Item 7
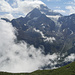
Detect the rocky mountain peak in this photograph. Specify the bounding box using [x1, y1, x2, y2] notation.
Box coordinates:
[26, 8, 41, 19]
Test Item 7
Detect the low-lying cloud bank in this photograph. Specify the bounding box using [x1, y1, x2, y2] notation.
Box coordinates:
[0, 19, 58, 73]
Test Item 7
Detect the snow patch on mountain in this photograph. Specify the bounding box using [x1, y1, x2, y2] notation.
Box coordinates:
[46, 15, 62, 27]
[33, 28, 55, 43]
[70, 30, 74, 35]
[33, 17, 39, 20]
[46, 15, 61, 20]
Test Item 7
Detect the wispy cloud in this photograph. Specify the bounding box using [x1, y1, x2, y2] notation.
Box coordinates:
[64, 0, 75, 15]
[65, 6, 75, 15]
[0, 0, 13, 12]
[54, 9, 66, 13]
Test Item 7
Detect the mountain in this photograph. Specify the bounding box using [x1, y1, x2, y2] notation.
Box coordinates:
[1, 4, 75, 67]
[58, 14, 75, 36]
[0, 61, 75, 75]
[1, 18, 10, 22]
[10, 8, 58, 54]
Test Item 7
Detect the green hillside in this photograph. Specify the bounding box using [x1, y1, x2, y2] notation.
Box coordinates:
[0, 61, 75, 75]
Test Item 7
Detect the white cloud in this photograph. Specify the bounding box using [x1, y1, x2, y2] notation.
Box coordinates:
[64, 54, 75, 62]
[54, 9, 66, 13]
[0, 0, 13, 12]
[64, 0, 75, 15]
[66, 6, 75, 15]
[0, 0, 45, 18]
[0, 19, 58, 73]
[11, 1, 17, 7]
[16, 0, 45, 15]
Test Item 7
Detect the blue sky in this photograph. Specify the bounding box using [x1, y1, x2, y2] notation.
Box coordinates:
[0, 0, 75, 20]
[42, 0, 75, 15]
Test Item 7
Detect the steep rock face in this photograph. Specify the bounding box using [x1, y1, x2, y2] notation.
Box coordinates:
[11, 17, 29, 30]
[58, 14, 75, 57]
[26, 8, 42, 19]
[58, 14, 75, 36]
